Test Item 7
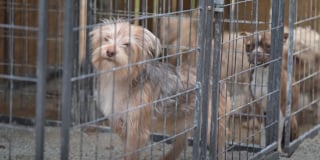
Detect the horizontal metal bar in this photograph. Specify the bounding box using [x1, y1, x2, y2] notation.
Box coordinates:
[250, 142, 278, 160]
[227, 89, 279, 115]
[226, 142, 263, 153]
[292, 71, 320, 86]
[0, 35, 62, 41]
[0, 7, 64, 13]
[71, 54, 177, 81]
[0, 115, 61, 127]
[72, 126, 196, 146]
[151, 133, 194, 146]
[283, 124, 320, 157]
[0, 24, 38, 31]
[73, 9, 199, 31]
[294, 15, 320, 25]
[95, 8, 198, 18]
[0, 74, 37, 82]
[291, 97, 320, 116]
[264, 151, 280, 160]
[231, 112, 266, 119]
[0, 123, 34, 132]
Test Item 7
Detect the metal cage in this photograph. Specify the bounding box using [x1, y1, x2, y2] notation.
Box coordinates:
[0, 0, 319, 160]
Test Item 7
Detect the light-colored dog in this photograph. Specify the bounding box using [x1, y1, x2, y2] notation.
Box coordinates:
[159, 13, 198, 66]
[90, 19, 231, 160]
[241, 31, 299, 153]
[159, 14, 252, 109]
[285, 26, 320, 124]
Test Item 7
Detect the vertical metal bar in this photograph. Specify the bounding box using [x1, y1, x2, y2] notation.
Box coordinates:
[284, 0, 295, 153]
[266, 0, 280, 146]
[85, 0, 95, 118]
[61, 0, 74, 159]
[73, 0, 80, 123]
[79, 0, 88, 124]
[9, 0, 15, 125]
[266, 0, 286, 146]
[210, 1, 224, 160]
[3, 0, 9, 75]
[176, 0, 182, 65]
[192, 0, 206, 159]
[35, 0, 48, 159]
[199, 0, 215, 159]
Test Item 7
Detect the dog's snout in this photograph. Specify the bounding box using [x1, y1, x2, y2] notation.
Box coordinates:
[248, 52, 270, 65]
[106, 50, 115, 57]
[248, 52, 257, 64]
[106, 47, 116, 57]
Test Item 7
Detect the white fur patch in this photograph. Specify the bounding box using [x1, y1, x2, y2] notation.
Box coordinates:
[251, 66, 269, 111]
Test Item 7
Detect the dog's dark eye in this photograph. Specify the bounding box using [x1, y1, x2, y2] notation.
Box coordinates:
[123, 43, 130, 47]
[259, 41, 271, 51]
[246, 43, 254, 52]
[104, 37, 109, 42]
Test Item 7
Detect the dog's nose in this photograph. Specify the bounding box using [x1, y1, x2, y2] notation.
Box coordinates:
[248, 52, 257, 64]
[106, 48, 116, 57]
[248, 52, 270, 65]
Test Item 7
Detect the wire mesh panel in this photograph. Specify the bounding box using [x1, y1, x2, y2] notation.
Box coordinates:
[0, 1, 63, 121]
[283, 0, 320, 156]
[69, 0, 206, 160]
[1, 0, 319, 160]
[217, 0, 285, 159]
[0, 0, 63, 159]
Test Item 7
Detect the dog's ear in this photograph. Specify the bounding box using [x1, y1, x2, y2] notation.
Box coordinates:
[292, 54, 305, 69]
[89, 25, 103, 51]
[239, 32, 252, 43]
[239, 32, 254, 52]
[142, 28, 162, 58]
[240, 32, 249, 37]
[151, 37, 162, 58]
[83, 25, 102, 66]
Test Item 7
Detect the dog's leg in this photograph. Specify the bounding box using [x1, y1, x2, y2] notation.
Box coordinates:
[216, 121, 227, 160]
[122, 125, 150, 160]
[160, 133, 186, 160]
[260, 119, 266, 147]
[290, 115, 299, 141]
[278, 111, 285, 154]
[316, 103, 320, 124]
[308, 92, 320, 125]
[156, 116, 191, 160]
[257, 112, 266, 147]
[313, 92, 320, 124]
[252, 101, 266, 147]
[113, 116, 150, 160]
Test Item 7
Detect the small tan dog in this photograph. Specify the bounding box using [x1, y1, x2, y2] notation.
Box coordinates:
[285, 26, 320, 124]
[90, 19, 231, 160]
[241, 31, 299, 153]
[159, 14, 252, 109]
[159, 13, 198, 66]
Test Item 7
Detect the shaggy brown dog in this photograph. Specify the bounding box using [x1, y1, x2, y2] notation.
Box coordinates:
[90, 19, 231, 160]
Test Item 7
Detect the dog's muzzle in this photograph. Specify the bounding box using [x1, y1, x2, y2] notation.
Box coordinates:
[247, 52, 270, 65]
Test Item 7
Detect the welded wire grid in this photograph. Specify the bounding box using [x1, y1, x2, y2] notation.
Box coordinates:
[219, 0, 284, 159]
[0, 0, 64, 159]
[70, 0, 202, 160]
[71, 0, 282, 159]
[283, 0, 320, 156]
[0, 0, 320, 160]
